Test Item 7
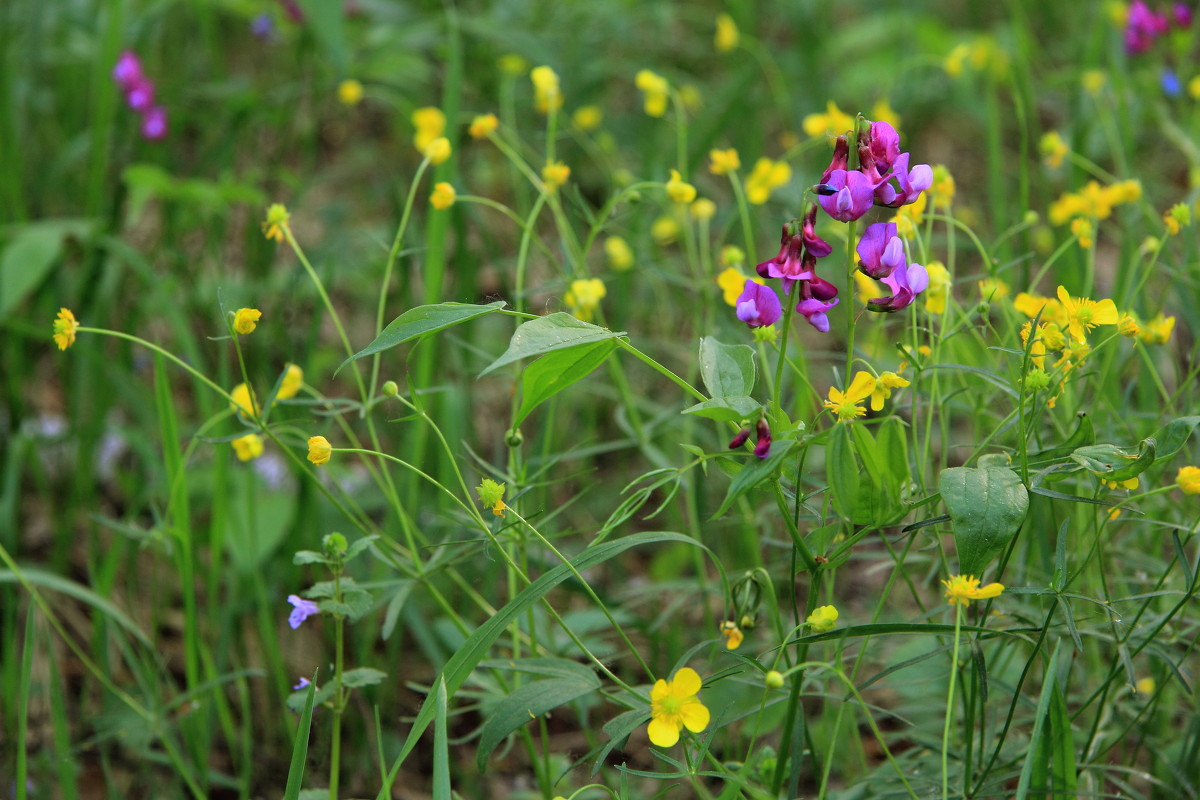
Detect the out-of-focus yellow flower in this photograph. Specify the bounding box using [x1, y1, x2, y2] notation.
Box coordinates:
[1177, 466, 1200, 494]
[1040, 131, 1069, 168]
[1164, 202, 1192, 236]
[720, 245, 745, 267]
[1021, 322, 1048, 369]
[1135, 676, 1156, 695]
[978, 277, 1010, 301]
[263, 203, 290, 242]
[233, 308, 262, 335]
[498, 54, 528, 76]
[307, 435, 331, 466]
[1106, 1, 1129, 27]
[943, 574, 1004, 606]
[605, 236, 634, 271]
[1190, 75, 1200, 100]
[571, 105, 602, 132]
[1101, 476, 1140, 491]
[870, 371, 910, 411]
[871, 98, 901, 130]
[468, 113, 499, 139]
[690, 198, 716, 221]
[1117, 313, 1141, 338]
[824, 372, 877, 422]
[424, 137, 451, 165]
[277, 364, 304, 400]
[53, 308, 79, 350]
[541, 161, 570, 193]
[1071, 217, 1094, 249]
[1013, 292, 1068, 327]
[924, 261, 951, 314]
[666, 169, 697, 204]
[854, 271, 885, 304]
[565, 278, 606, 321]
[652, 215, 680, 245]
[337, 79, 363, 106]
[929, 165, 955, 209]
[1057, 285, 1118, 342]
[635, 69, 670, 117]
[719, 620, 743, 649]
[802, 101, 854, 140]
[230, 383, 258, 417]
[806, 605, 839, 633]
[894, 191, 926, 238]
[232, 434, 264, 462]
[717, 267, 762, 306]
[531, 66, 563, 114]
[647, 667, 709, 748]
[1138, 313, 1175, 345]
[944, 43, 970, 78]
[430, 182, 456, 210]
[709, 147, 741, 175]
[679, 84, 702, 112]
[412, 107, 446, 153]
[1082, 70, 1107, 96]
[744, 158, 791, 204]
[715, 13, 739, 53]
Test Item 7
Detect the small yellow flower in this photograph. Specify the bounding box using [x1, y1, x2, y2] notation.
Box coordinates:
[233, 308, 262, 335]
[635, 69, 670, 117]
[651, 215, 680, 246]
[476, 478, 507, 517]
[978, 277, 1010, 301]
[1190, 75, 1200, 100]
[679, 84, 703, 112]
[709, 147, 741, 175]
[719, 620, 743, 650]
[806, 605, 839, 633]
[647, 667, 709, 747]
[468, 113, 499, 139]
[744, 158, 791, 204]
[1135, 677, 1156, 695]
[1117, 313, 1141, 338]
[690, 198, 716, 221]
[924, 261, 951, 314]
[854, 271, 885, 304]
[1164, 202, 1192, 236]
[930, 165, 955, 209]
[565, 278, 606, 322]
[424, 137, 452, 165]
[1101, 476, 1140, 491]
[871, 98, 901, 129]
[571, 105, 602, 132]
[230, 383, 258, 417]
[337, 79, 363, 106]
[232, 434, 264, 462]
[498, 54, 528, 76]
[605, 236, 634, 271]
[412, 107, 446, 153]
[52, 307, 79, 351]
[541, 161, 570, 193]
[665, 169, 697, 204]
[894, 192, 926, 238]
[430, 182, 457, 210]
[714, 13, 739, 53]
[717, 267, 762, 306]
[869, 371, 910, 412]
[943, 43, 970, 78]
[1012, 292, 1068, 327]
[277, 363, 304, 400]
[1081, 69, 1107, 96]
[1070, 217, 1094, 249]
[530, 66, 563, 114]
[1020, 322, 1051, 369]
[1177, 466, 1200, 495]
[1138, 313, 1175, 345]
[1057, 285, 1118, 342]
[942, 574, 1004, 606]
[823, 372, 877, 422]
[1040, 131, 1069, 169]
[802, 100, 854, 140]
[307, 435, 332, 466]
[262, 203, 291, 242]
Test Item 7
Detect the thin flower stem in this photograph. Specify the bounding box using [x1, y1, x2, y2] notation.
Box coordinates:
[942, 602, 964, 800]
[613, 340, 707, 402]
[844, 219, 858, 385]
[728, 171, 756, 261]
[76, 327, 234, 405]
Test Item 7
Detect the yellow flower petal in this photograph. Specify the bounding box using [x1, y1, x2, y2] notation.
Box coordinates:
[679, 701, 710, 733]
[671, 667, 702, 696]
[647, 716, 680, 747]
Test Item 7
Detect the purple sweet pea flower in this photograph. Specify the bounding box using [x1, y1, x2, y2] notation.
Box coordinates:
[877, 153, 933, 208]
[1126, 0, 1170, 52]
[819, 135, 850, 183]
[112, 51, 143, 89]
[141, 106, 168, 141]
[125, 78, 155, 112]
[287, 594, 320, 629]
[797, 297, 839, 332]
[868, 121, 902, 173]
[1174, 2, 1193, 27]
[756, 230, 812, 292]
[856, 222, 907, 279]
[800, 204, 832, 258]
[736, 281, 783, 328]
[753, 418, 772, 459]
[818, 169, 874, 222]
[869, 261, 929, 313]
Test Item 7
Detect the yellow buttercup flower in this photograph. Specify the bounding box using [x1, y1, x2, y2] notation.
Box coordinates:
[232, 434, 264, 462]
[744, 158, 791, 204]
[424, 137, 451, 165]
[717, 267, 762, 306]
[530, 66, 563, 114]
[930, 165, 955, 208]
[719, 620, 743, 649]
[651, 215, 680, 246]
[943, 43, 970, 78]
[430, 182, 456, 210]
[412, 107, 446, 153]
[277, 363, 304, 400]
[233, 308, 262, 335]
[978, 277, 1010, 301]
[307, 435, 332, 466]
[1012, 292, 1068, 327]
[1082, 69, 1107, 96]
[1040, 131, 1069, 168]
[853, 271, 885, 304]
[1101, 476, 1139, 491]
[541, 161, 570, 193]
[564, 278, 606, 321]
[942, 574, 1004, 606]
[468, 113, 498, 139]
[924, 261, 951, 314]
[1117, 313, 1141, 339]
[262, 203, 290, 242]
[230, 383, 258, 417]
[1138, 313, 1175, 345]
[824, 372, 877, 422]
[53, 307, 79, 351]
[647, 667, 709, 747]
[871, 98, 901, 129]
[337, 79, 363, 106]
[1177, 466, 1200, 494]
[665, 169, 697, 204]
[605, 236, 634, 271]
[1057, 285, 1118, 342]
[869, 371, 910, 412]
[635, 69, 670, 117]
[1070, 217, 1094, 249]
[709, 147, 741, 175]
[1135, 676, 1156, 695]
[571, 105, 602, 132]
[806, 605, 839, 633]
[714, 13, 739, 53]
[802, 100, 854, 140]
[690, 197, 716, 221]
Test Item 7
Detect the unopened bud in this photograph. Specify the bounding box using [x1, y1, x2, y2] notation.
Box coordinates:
[765, 670, 784, 689]
[382, 380, 399, 397]
[728, 427, 751, 449]
[506, 428, 524, 448]
[323, 532, 349, 556]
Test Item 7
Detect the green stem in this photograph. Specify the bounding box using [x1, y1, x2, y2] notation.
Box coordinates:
[942, 602, 964, 800]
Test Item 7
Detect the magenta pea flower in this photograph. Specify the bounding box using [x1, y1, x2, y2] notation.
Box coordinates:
[141, 107, 168, 141]
[876, 153, 933, 207]
[125, 79, 155, 112]
[856, 222, 907, 279]
[112, 51, 143, 88]
[797, 296, 839, 332]
[754, 418, 772, 458]
[869, 261, 929, 313]
[867, 121, 902, 173]
[799, 204, 832, 258]
[1174, 2, 1193, 27]
[756, 229, 815, 293]
[736, 281, 783, 328]
[818, 169, 874, 222]
[287, 594, 320, 629]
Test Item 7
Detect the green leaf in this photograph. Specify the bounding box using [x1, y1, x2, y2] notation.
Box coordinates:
[514, 340, 616, 426]
[283, 671, 318, 800]
[337, 301, 506, 373]
[381, 580, 416, 641]
[1151, 415, 1200, 461]
[712, 439, 796, 518]
[292, 550, 329, 566]
[938, 465, 1028, 577]
[681, 395, 762, 422]
[432, 678, 451, 800]
[1070, 442, 1153, 481]
[0, 567, 153, 651]
[592, 708, 650, 775]
[1, 219, 93, 319]
[477, 675, 600, 770]
[698, 337, 756, 398]
[478, 657, 599, 682]
[827, 424, 860, 523]
[342, 667, 388, 688]
[295, 0, 347, 73]
[1017, 643, 1076, 799]
[1033, 413, 1094, 461]
[480, 313, 626, 376]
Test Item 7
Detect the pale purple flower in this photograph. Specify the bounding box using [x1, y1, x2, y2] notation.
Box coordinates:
[251, 13, 276, 39]
[869, 262, 929, 313]
[112, 51, 143, 88]
[818, 169, 874, 222]
[797, 296, 839, 332]
[125, 78, 155, 112]
[141, 106, 168, 140]
[287, 594, 320, 629]
[877, 153, 932, 207]
[736, 281, 783, 328]
[856, 222, 907, 279]
[292, 676, 311, 690]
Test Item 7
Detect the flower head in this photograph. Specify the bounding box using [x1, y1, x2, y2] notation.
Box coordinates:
[869, 260, 929, 313]
[1138, 313, 1175, 345]
[424, 137, 452, 165]
[856, 223, 907, 279]
[714, 13, 739, 52]
[430, 182, 456, 210]
[690, 198, 716, 221]
[263, 203, 291, 242]
[735, 281, 782, 329]
[141, 107, 168, 140]
[232, 434, 264, 462]
[665, 170, 696, 204]
[806, 604, 839, 633]
[337, 79, 363, 106]
[709, 147, 741, 175]
[744, 158, 791, 204]
[541, 161, 570, 193]
[870, 371, 910, 411]
[412, 107, 446, 153]
[233, 308, 262, 335]
[605, 236, 634, 271]
[1040, 131, 1069, 168]
[476, 477, 508, 517]
[922, 261, 950, 314]
[1057, 285, 1118, 342]
[469, 113, 499, 139]
[531, 66, 563, 114]
[53, 308, 79, 350]
[824, 372, 877, 421]
[719, 620, 743, 649]
[571, 106, 602, 131]
[292, 676, 311, 691]
[565, 278, 606, 321]
[635, 69, 670, 117]
[802, 101, 855, 141]
[647, 667, 710, 747]
[942, 574, 1004, 606]
[230, 383, 258, 417]
[287, 594, 320, 629]
[277, 363, 304, 400]
[307, 435, 332, 466]
[818, 169, 874, 222]
[1178, 466, 1200, 494]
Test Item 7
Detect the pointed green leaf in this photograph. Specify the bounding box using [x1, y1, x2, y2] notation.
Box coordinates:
[341, 667, 388, 688]
[698, 337, 756, 398]
[480, 313, 626, 376]
[514, 340, 616, 426]
[337, 301, 506, 373]
[939, 466, 1028, 577]
[283, 671, 319, 800]
[477, 675, 600, 770]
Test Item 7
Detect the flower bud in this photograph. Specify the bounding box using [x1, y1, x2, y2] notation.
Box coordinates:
[323, 532, 348, 556]
[506, 428, 524, 448]
[765, 670, 784, 689]
[382, 380, 399, 397]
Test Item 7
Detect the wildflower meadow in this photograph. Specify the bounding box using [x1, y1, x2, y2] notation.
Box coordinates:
[6, 1, 1200, 798]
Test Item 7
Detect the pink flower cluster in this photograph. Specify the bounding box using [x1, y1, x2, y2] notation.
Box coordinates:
[1125, 1, 1192, 54]
[112, 51, 167, 141]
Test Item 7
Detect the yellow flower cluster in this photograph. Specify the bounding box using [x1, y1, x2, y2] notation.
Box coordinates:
[665, 169, 696, 204]
[823, 371, 909, 421]
[943, 37, 1009, 79]
[716, 267, 762, 305]
[530, 66, 563, 114]
[53, 307, 80, 350]
[1048, 180, 1141, 226]
[744, 158, 791, 204]
[924, 262, 951, 314]
[565, 278, 606, 321]
[541, 161, 570, 193]
[802, 100, 855, 140]
[708, 147, 740, 175]
[412, 107, 445, 153]
[714, 13, 739, 53]
[635, 69, 670, 117]
[468, 113, 498, 139]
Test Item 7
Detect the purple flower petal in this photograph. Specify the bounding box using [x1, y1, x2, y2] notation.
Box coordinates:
[797, 297, 839, 332]
[856, 222, 899, 278]
[736, 281, 782, 328]
[287, 594, 320, 629]
[819, 170, 874, 222]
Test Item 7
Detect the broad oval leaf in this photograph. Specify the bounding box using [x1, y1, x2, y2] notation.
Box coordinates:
[337, 301, 506, 374]
[480, 313, 626, 376]
[938, 466, 1028, 577]
[682, 395, 762, 422]
[476, 675, 599, 770]
[514, 340, 616, 426]
[1, 219, 93, 319]
[698, 337, 756, 398]
[828, 424, 860, 523]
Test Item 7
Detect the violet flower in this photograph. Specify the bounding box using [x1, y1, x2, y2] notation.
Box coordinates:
[728, 427, 751, 449]
[818, 169, 874, 222]
[125, 79, 155, 112]
[753, 418, 772, 459]
[141, 107, 168, 141]
[1126, 0, 1170, 52]
[1174, 2, 1193, 27]
[292, 676, 311, 691]
[736, 281, 783, 328]
[856, 222, 907, 279]
[287, 594, 320, 629]
[877, 153, 933, 207]
[819, 135, 850, 183]
[869, 261, 929, 313]
[756, 228, 811, 291]
[112, 51, 143, 88]
[797, 297, 839, 332]
[867, 121, 902, 173]
[800, 205, 832, 258]
[251, 13, 276, 40]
